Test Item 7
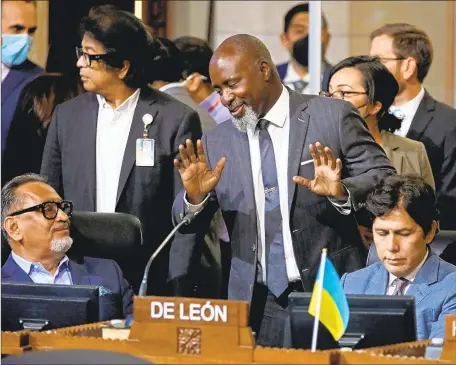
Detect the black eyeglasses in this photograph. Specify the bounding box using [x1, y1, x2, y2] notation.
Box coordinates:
[319, 90, 367, 100]
[378, 57, 406, 63]
[9, 201, 73, 220]
[75, 47, 113, 67]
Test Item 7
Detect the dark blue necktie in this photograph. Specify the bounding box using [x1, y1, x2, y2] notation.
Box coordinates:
[258, 119, 288, 297]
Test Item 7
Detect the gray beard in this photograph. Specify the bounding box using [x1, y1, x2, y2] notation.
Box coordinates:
[50, 237, 73, 253]
[231, 105, 259, 133]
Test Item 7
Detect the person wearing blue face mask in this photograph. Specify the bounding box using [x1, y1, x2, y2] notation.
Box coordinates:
[1, 0, 42, 156]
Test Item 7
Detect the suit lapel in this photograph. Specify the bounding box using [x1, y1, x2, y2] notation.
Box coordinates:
[1, 254, 33, 283]
[406, 91, 435, 141]
[406, 252, 438, 305]
[231, 127, 256, 214]
[287, 90, 310, 212]
[381, 132, 403, 175]
[81, 93, 99, 211]
[116, 89, 158, 205]
[68, 259, 92, 285]
[365, 265, 389, 294]
[1, 70, 29, 103]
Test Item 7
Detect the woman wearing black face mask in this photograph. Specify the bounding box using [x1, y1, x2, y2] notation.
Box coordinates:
[321, 56, 435, 245]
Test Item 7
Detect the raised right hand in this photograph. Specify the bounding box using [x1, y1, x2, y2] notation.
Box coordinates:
[173, 139, 226, 204]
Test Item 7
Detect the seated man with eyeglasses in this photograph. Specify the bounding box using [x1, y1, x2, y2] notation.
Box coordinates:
[1, 173, 134, 321]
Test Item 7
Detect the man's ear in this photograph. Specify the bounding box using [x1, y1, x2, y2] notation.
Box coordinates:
[401, 57, 417, 82]
[3, 217, 22, 242]
[260, 60, 272, 81]
[280, 33, 292, 52]
[118, 60, 131, 80]
[424, 220, 438, 244]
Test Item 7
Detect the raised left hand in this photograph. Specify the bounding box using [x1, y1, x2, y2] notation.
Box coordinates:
[293, 142, 347, 199]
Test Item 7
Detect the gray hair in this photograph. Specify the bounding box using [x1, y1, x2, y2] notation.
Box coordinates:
[1, 173, 47, 241]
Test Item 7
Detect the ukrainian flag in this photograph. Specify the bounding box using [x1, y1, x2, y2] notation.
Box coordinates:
[308, 249, 350, 341]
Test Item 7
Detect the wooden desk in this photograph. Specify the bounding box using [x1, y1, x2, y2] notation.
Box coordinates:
[2, 298, 455, 364]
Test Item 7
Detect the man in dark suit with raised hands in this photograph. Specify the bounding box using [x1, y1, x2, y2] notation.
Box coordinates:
[170, 34, 395, 347]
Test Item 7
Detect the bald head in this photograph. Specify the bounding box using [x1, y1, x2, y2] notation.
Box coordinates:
[214, 34, 275, 67]
[209, 34, 282, 127]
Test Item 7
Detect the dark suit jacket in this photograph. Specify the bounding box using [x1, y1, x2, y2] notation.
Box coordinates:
[341, 251, 456, 340]
[170, 90, 395, 302]
[40, 87, 203, 294]
[407, 91, 456, 229]
[2, 254, 134, 321]
[1, 60, 42, 154]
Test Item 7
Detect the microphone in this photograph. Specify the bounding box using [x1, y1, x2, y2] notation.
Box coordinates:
[138, 211, 199, 296]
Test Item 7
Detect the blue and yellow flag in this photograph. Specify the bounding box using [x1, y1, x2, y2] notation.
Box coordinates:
[308, 250, 349, 341]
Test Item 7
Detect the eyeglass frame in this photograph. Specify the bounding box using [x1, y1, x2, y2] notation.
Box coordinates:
[378, 57, 406, 62]
[8, 200, 73, 220]
[75, 47, 115, 67]
[319, 90, 368, 100]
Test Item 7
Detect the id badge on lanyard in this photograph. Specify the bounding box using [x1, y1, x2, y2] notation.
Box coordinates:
[136, 114, 155, 167]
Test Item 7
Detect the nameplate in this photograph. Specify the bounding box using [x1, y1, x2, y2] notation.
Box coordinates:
[133, 296, 249, 327]
[446, 315, 456, 340]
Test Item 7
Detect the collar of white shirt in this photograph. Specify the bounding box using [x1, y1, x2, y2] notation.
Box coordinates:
[96, 88, 141, 111]
[261, 85, 289, 128]
[388, 249, 429, 287]
[159, 82, 184, 93]
[11, 251, 70, 276]
[283, 63, 310, 85]
[393, 87, 425, 122]
[2, 63, 10, 83]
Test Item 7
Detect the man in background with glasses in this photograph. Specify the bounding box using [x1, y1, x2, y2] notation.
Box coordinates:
[1, 173, 134, 320]
[370, 23, 456, 230]
[40, 6, 203, 295]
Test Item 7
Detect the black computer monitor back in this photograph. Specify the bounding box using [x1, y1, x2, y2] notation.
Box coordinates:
[1, 282, 100, 331]
[288, 293, 417, 350]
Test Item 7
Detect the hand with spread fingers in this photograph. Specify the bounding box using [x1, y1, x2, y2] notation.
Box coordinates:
[174, 139, 226, 205]
[293, 142, 347, 200]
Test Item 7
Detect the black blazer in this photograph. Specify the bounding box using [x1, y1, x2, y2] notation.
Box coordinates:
[170, 90, 395, 302]
[407, 91, 456, 229]
[40, 87, 203, 294]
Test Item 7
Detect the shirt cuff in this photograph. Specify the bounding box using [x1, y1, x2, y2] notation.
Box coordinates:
[183, 192, 210, 214]
[327, 189, 352, 215]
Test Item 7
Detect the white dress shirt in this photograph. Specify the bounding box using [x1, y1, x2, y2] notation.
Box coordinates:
[96, 89, 140, 212]
[186, 86, 351, 283]
[386, 249, 429, 295]
[283, 63, 310, 94]
[392, 87, 425, 137]
[2, 63, 10, 83]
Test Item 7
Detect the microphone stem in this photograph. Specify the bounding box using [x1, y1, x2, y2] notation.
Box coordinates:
[138, 216, 191, 296]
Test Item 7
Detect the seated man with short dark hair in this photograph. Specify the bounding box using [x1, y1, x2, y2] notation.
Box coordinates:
[341, 175, 456, 340]
[1, 173, 134, 321]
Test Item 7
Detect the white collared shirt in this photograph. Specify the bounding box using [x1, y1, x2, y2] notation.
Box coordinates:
[386, 249, 429, 295]
[392, 87, 425, 137]
[283, 63, 311, 94]
[11, 251, 73, 285]
[246, 86, 301, 281]
[96, 89, 140, 212]
[2, 63, 10, 82]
